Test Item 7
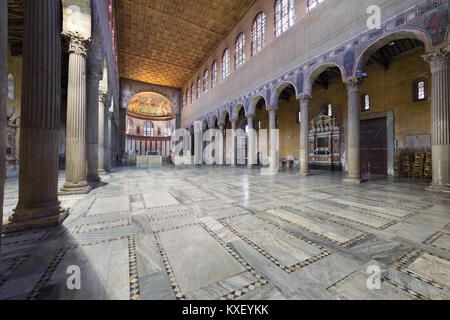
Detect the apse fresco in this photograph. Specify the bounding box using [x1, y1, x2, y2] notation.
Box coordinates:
[127, 92, 174, 119]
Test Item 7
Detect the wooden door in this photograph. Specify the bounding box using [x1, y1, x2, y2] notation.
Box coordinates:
[360, 117, 387, 175]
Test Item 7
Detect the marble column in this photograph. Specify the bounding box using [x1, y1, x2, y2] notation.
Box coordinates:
[98, 91, 107, 175]
[218, 123, 225, 165]
[85, 35, 103, 182]
[194, 121, 203, 165]
[5, 0, 67, 233]
[60, 32, 91, 194]
[231, 118, 237, 167]
[298, 94, 311, 176]
[424, 47, 450, 193]
[247, 114, 256, 168]
[344, 78, 364, 183]
[0, 0, 7, 238]
[267, 106, 278, 171]
[105, 111, 112, 171]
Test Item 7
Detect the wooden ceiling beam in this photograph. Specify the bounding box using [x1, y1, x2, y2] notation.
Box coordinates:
[125, 0, 223, 38]
[121, 50, 197, 71]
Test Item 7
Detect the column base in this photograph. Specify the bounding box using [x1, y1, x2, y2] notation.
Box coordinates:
[87, 175, 100, 183]
[2, 207, 69, 234]
[426, 184, 450, 193]
[59, 182, 91, 195]
[298, 171, 310, 176]
[343, 176, 366, 184]
[98, 169, 107, 176]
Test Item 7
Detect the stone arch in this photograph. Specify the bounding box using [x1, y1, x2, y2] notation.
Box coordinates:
[219, 109, 230, 125]
[209, 114, 218, 128]
[271, 81, 298, 107]
[355, 29, 432, 77]
[247, 94, 267, 115]
[232, 103, 245, 120]
[304, 63, 345, 97]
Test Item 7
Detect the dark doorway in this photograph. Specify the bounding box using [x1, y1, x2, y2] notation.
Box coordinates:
[360, 117, 387, 175]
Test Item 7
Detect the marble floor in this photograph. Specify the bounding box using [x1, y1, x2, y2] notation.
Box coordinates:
[0, 165, 449, 300]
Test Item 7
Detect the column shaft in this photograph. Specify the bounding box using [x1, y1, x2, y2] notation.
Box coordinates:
[98, 92, 106, 174]
[6, 0, 67, 233]
[424, 48, 450, 192]
[0, 0, 7, 238]
[85, 29, 103, 182]
[268, 107, 278, 171]
[344, 78, 364, 183]
[231, 119, 237, 166]
[218, 124, 225, 165]
[86, 72, 102, 181]
[60, 34, 91, 194]
[299, 95, 310, 176]
[247, 115, 255, 168]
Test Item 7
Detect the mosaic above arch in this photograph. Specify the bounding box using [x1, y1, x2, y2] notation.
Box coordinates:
[127, 92, 175, 121]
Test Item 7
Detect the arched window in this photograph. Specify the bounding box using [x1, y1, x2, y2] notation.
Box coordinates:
[274, 0, 294, 37]
[203, 70, 209, 93]
[7, 73, 15, 100]
[413, 78, 427, 102]
[234, 33, 245, 70]
[191, 83, 195, 103]
[196, 77, 201, 99]
[127, 118, 133, 134]
[251, 12, 266, 56]
[166, 122, 173, 136]
[186, 89, 190, 106]
[222, 49, 231, 80]
[211, 61, 218, 88]
[362, 94, 370, 111]
[144, 122, 154, 137]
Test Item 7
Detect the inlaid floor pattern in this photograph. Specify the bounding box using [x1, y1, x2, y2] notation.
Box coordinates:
[1, 166, 449, 300]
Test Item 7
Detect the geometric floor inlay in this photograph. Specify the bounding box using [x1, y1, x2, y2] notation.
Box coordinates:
[153, 223, 268, 300]
[391, 249, 450, 289]
[219, 214, 332, 273]
[266, 207, 371, 248]
[423, 232, 450, 252]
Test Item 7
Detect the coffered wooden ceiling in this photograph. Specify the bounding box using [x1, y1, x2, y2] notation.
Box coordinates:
[117, 0, 256, 88]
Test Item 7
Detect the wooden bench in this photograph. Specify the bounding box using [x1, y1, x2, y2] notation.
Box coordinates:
[281, 159, 294, 168]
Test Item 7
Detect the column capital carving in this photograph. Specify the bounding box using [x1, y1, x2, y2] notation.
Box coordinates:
[99, 90, 107, 103]
[297, 94, 311, 102]
[423, 46, 450, 72]
[63, 31, 90, 57]
[344, 77, 363, 92]
[246, 112, 255, 119]
[266, 105, 278, 113]
[87, 70, 103, 83]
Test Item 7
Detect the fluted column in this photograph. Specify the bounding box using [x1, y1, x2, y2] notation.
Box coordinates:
[247, 113, 256, 168]
[98, 91, 107, 175]
[85, 30, 103, 182]
[0, 0, 7, 237]
[60, 32, 91, 194]
[298, 94, 311, 176]
[344, 78, 364, 183]
[267, 106, 279, 171]
[5, 0, 66, 233]
[231, 118, 237, 167]
[424, 47, 450, 193]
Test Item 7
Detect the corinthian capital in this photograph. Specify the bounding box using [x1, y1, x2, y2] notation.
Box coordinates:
[63, 31, 91, 57]
[423, 46, 450, 73]
[99, 90, 107, 103]
[344, 77, 363, 92]
[297, 93, 312, 102]
[266, 105, 278, 113]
